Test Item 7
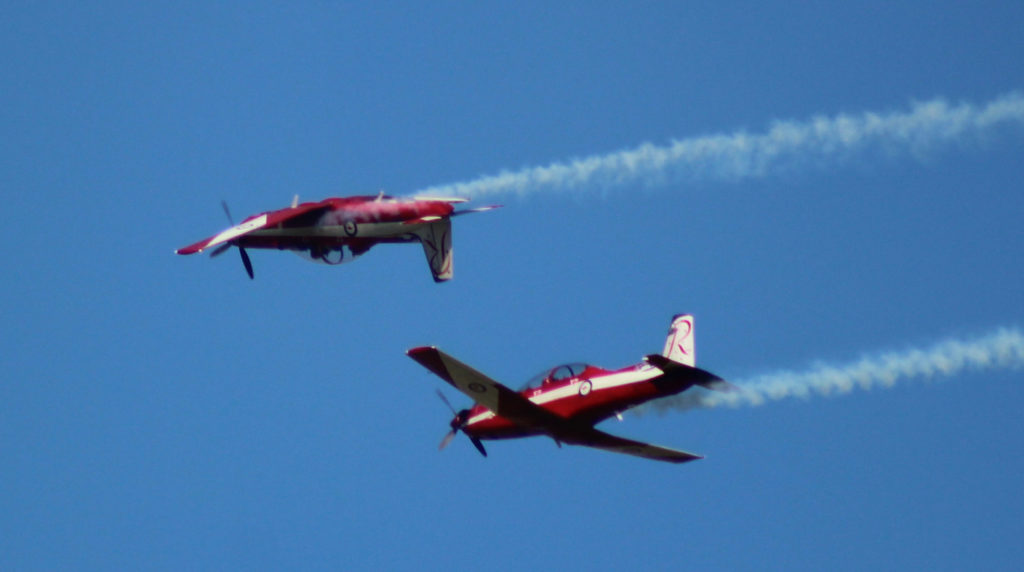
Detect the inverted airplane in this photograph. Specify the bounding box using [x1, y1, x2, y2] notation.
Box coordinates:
[407, 314, 733, 464]
[175, 194, 498, 281]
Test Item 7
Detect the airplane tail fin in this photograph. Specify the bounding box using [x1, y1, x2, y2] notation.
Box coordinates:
[662, 314, 696, 367]
[416, 219, 453, 282]
[651, 314, 736, 393]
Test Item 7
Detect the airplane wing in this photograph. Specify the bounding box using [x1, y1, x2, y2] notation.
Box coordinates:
[175, 202, 332, 255]
[406, 346, 569, 431]
[561, 427, 703, 464]
[407, 346, 704, 464]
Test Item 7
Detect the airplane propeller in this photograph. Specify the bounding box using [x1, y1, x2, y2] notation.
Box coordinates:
[218, 200, 255, 280]
[435, 389, 487, 457]
[439, 427, 458, 451]
[469, 435, 487, 457]
[435, 390, 462, 450]
[208, 243, 232, 258]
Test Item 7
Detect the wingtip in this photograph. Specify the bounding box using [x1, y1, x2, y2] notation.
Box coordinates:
[406, 346, 456, 384]
[175, 242, 206, 255]
[706, 379, 740, 393]
[671, 451, 704, 463]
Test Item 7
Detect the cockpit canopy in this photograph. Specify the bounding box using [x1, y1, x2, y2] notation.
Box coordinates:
[520, 363, 590, 390]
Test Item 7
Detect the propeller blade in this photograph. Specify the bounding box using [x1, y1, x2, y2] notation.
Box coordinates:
[435, 389, 457, 415]
[220, 200, 235, 225]
[239, 247, 254, 279]
[439, 429, 457, 451]
[209, 243, 232, 258]
[434, 391, 484, 456]
[469, 436, 488, 458]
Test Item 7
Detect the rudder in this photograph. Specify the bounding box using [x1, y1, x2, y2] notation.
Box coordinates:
[417, 219, 453, 282]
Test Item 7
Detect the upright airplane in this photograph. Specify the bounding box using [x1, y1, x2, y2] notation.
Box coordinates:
[407, 314, 733, 464]
[175, 194, 498, 281]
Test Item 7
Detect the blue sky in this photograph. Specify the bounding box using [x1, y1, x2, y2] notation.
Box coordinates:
[3, 2, 1023, 570]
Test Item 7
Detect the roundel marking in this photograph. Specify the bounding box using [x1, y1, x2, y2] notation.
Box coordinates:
[468, 382, 487, 394]
[578, 379, 592, 396]
[344, 220, 358, 236]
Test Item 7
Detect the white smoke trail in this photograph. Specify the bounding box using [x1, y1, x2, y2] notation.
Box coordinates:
[641, 328, 1024, 414]
[414, 92, 1024, 199]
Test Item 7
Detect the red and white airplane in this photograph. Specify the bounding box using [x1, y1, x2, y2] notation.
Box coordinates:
[407, 314, 733, 464]
[175, 193, 498, 281]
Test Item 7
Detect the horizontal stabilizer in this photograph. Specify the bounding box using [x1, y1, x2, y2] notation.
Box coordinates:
[451, 205, 502, 216]
[644, 354, 736, 392]
[402, 215, 443, 225]
[410, 196, 469, 203]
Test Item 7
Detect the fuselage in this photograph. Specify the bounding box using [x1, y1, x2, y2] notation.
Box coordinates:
[461, 363, 690, 441]
[176, 194, 491, 281]
[234, 195, 456, 252]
